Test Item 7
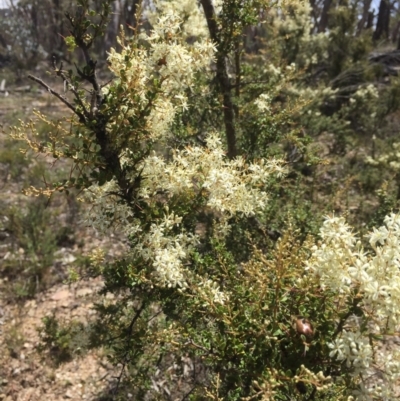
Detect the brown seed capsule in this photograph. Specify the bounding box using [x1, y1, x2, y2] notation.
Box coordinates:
[294, 316, 314, 338]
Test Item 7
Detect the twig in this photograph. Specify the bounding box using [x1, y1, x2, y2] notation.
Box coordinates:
[27, 75, 86, 123]
[52, 57, 90, 118]
[181, 385, 197, 401]
[184, 339, 213, 355]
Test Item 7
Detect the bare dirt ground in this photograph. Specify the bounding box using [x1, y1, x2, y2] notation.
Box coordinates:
[0, 276, 118, 401]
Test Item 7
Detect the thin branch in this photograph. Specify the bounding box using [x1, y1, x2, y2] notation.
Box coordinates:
[181, 386, 197, 401]
[52, 57, 91, 118]
[112, 302, 146, 398]
[184, 339, 214, 355]
[27, 75, 86, 123]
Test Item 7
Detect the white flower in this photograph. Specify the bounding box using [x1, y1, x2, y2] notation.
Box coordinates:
[309, 213, 400, 396]
[199, 279, 228, 305]
[254, 94, 271, 112]
[369, 226, 389, 248]
[329, 330, 372, 374]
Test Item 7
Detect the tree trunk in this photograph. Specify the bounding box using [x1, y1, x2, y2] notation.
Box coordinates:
[366, 10, 375, 29]
[318, 0, 333, 33]
[392, 20, 400, 43]
[357, 0, 373, 34]
[396, 24, 400, 49]
[200, 0, 237, 158]
[373, 0, 391, 41]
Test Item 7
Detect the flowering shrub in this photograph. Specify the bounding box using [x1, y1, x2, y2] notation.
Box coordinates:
[8, 0, 400, 399]
[307, 214, 400, 400]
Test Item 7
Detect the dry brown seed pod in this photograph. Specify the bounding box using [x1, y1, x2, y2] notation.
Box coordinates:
[293, 316, 314, 338]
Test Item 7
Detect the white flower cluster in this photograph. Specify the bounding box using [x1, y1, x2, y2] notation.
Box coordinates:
[350, 84, 379, 103]
[265, 63, 282, 77]
[147, 0, 223, 39]
[147, 0, 208, 39]
[288, 85, 338, 103]
[305, 215, 357, 293]
[295, 365, 332, 392]
[84, 133, 284, 291]
[127, 135, 284, 290]
[107, 9, 216, 140]
[254, 94, 272, 112]
[328, 330, 373, 375]
[132, 212, 198, 288]
[366, 142, 400, 171]
[348, 84, 379, 119]
[198, 278, 228, 305]
[140, 133, 287, 217]
[307, 214, 400, 398]
[272, 2, 328, 66]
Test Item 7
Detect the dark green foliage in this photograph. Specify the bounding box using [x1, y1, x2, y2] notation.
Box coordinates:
[0, 138, 30, 180]
[0, 197, 63, 299]
[38, 315, 88, 365]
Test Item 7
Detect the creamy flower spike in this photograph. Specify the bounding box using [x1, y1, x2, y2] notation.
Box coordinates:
[307, 214, 400, 399]
[147, 0, 223, 39]
[132, 135, 286, 289]
[107, 10, 216, 142]
[140, 133, 287, 216]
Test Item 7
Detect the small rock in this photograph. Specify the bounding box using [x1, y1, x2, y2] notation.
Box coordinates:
[27, 308, 36, 317]
[62, 253, 76, 264]
[24, 300, 37, 309]
[51, 289, 71, 301]
[76, 288, 93, 297]
[71, 302, 80, 309]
